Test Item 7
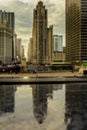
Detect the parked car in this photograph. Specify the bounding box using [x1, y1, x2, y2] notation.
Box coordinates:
[0, 64, 20, 73]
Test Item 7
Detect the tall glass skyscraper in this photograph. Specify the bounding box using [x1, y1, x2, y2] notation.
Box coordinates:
[66, 0, 87, 62]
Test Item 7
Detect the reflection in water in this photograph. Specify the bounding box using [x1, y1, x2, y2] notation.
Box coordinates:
[0, 85, 16, 114]
[53, 84, 63, 90]
[1, 83, 87, 130]
[32, 84, 53, 124]
[65, 83, 87, 130]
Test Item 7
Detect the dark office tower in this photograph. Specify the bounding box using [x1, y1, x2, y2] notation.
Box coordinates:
[66, 0, 87, 62]
[0, 10, 15, 60]
[32, 1, 47, 64]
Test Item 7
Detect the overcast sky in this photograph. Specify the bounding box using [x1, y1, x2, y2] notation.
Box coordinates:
[0, 0, 65, 58]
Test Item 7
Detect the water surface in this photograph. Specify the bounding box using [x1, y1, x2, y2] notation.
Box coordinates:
[0, 83, 87, 130]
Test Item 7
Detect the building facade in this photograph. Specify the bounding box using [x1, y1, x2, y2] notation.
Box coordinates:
[52, 52, 65, 62]
[53, 35, 63, 52]
[0, 23, 12, 64]
[31, 1, 53, 64]
[52, 35, 65, 62]
[21, 45, 25, 59]
[14, 34, 17, 59]
[0, 10, 15, 60]
[28, 38, 33, 63]
[46, 25, 53, 64]
[15, 38, 22, 61]
[32, 1, 48, 64]
[66, 0, 87, 62]
[28, 1, 65, 64]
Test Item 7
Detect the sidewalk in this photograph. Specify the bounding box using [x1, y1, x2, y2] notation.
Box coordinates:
[0, 71, 78, 77]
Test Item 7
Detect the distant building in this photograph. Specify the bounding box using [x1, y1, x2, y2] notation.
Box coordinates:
[46, 25, 53, 64]
[53, 35, 63, 52]
[63, 46, 66, 53]
[21, 45, 25, 59]
[14, 33, 17, 59]
[28, 38, 33, 63]
[30, 1, 53, 64]
[52, 52, 65, 62]
[15, 38, 22, 61]
[0, 22, 12, 64]
[0, 10, 15, 60]
[52, 35, 65, 62]
[66, 0, 87, 62]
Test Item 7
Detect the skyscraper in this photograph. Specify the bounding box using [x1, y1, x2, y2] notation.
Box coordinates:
[16, 38, 22, 61]
[0, 21, 12, 64]
[32, 1, 47, 64]
[31, 1, 53, 64]
[66, 0, 87, 62]
[46, 25, 53, 63]
[0, 10, 15, 60]
[28, 38, 33, 62]
[53, 35, 63, 52]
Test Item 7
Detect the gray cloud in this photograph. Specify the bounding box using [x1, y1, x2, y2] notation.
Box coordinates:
[0, 0, 65, 57]
[0, 0, 33, 35]
[47, 1, 65, 27]
[46, 0, 65, 45]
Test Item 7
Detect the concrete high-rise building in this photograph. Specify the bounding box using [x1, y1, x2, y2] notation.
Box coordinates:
[0, 10, 15, 60]
[21, 45, 25, 59]
[52, 35, 65, 62]
[66, 0, 87, 62]
[52, 52, 65, 62]
[28, 38, 33, 62]
[31, 1, 53, 64]
[53, 35, 63, 52]
[14, 34, 17, 59]
[16, 38, 22, 61]
[15, 36, 25, 61]
[46, 25, 53, 63]
[0, 22, 12, 64]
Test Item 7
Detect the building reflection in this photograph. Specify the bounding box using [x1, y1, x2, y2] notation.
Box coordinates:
[0, 85, 16, 114]
[53, 84, 63, 90]
[32, 84, 53, 124]
[65, 83, 87, 129]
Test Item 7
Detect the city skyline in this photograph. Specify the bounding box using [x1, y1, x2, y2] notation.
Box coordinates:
[0, 0, 65, 58]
